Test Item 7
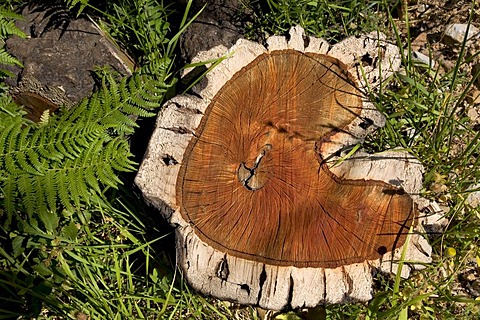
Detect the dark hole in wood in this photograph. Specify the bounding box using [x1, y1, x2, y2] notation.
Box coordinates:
[377, 246, 387, 255]
[302, 34, 310, 48]
[359, 117, 374, 129]
[361, 53, 373, 66]
[240, 284, 250, 295]
[162, 154, 178, 166]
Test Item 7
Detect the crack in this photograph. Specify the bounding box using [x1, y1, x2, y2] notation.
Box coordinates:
[216, 255, 229, 281]
[286, 274, 294, 308]
[160, 126, 193, 135]
[343, 266, 354, 295]
[322, 269, 327, 302]
[256, 264, 267, 305]
[237, 144, 271, 190]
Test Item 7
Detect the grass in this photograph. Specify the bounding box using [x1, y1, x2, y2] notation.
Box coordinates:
[244, 0, 388, 43]
[1, 0, 480, 319]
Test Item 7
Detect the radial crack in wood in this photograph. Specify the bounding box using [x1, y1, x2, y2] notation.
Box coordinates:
[135, 26, 434, 310]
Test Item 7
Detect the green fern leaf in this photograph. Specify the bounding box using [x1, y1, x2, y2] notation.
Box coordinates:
[107, 74, 121, 107]
[26, 149, 45, 173]
[38, 133, 64, 161]
[101, 110, 138, 133]
[0, 120, 17, 159]
[16, 148, 40, 175]
[67, 166, 81, 207]
[118, 103, 156, 117]
[74, 165, 91, 203]
[0, 8, 24, 20]
[0, 48, 22, 67]
[0, 8, 26, 79]
[1, 179, 16, 227]
[107, 139, 137, 172]
[97, 160, 122, 189]
[84, 165, 101, 194]
[34, 175, 48, 217]
[16, 174, 36, 217]
[56, 170, 74, 212]
[0, 8, 26, 37]
[3, 122, 23, 175]
[44, 170, 57, 212]
[0, 19, 22, 38]
[0, 69, 170, 224]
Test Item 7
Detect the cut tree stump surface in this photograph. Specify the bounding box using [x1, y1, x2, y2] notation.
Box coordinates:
[135, 26, 433, 310]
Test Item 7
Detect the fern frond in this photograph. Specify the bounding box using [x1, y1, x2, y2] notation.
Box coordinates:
[56, 170, 74, 212]
[105, 138, 137, 172]
[65, 0, 90, 16]
[0, 120, 18, 157]
[0, 8, 24, 20]
[96, 74, 164, 134]
[0, 95, 26, 123]
[67, 166, 81, 207]
[97, 162, 121, 189]
[0, 48, 22, 67]
[34, 175, 48, 217]
[0, 8, 26, 79]
[1, 179, 16, 226]
[102, 109, 138, 132]
[16, 174, 36, 217]
[44, 170, 57, 212]
[26, 149, 44, 173]
[0, 15, 25, 39]
[0, 70, 168, 228]
[2, 121, 24, 175]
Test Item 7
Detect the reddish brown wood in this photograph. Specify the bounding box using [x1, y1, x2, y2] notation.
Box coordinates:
[177, 50, 416, 268]
[13, 91, 59, 122]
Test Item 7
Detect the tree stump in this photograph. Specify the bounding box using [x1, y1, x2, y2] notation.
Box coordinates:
[135, 26, 432, 310]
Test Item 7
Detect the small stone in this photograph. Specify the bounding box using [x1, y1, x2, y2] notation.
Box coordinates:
[421, 201, 448, 234]
[466, 184, 480, 208]
[416, 4, 428, 14]
[443, 24, 479, 45]
[411, 32, 428, 51]
[474, 63, 480, 89]
[467, 107, 479, 122]
[466, 90, 480, 106]
[411, 50, 435, 68]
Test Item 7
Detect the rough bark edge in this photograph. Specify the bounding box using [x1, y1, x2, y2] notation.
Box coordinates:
[134, 96, 433, 310]
[135, 26, 435, 310]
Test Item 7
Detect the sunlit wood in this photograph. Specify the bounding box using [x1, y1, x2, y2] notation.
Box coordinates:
[177, 50, 416, 268]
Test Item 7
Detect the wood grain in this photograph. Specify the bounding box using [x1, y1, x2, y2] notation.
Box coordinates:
[177, 50, 416, 268]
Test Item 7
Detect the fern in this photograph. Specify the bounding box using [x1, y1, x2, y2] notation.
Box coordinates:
[0, 8, 25, 37]
[0, 74, 166, 229]
[64, 0, 91, 15]
[0, 7, 25, 79]
[0, 48, 21, 66]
